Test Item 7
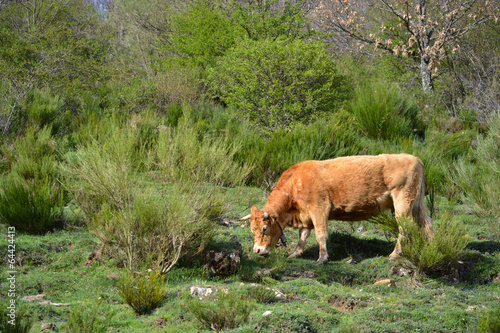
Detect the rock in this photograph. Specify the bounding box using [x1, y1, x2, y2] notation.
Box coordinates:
[203, 242, 242, 277]
[373, 278, 396, 287]
[390, 265, 412, 277]
[41, 323, 57, 331]
[190, 285, 228, 300]
[263, 311, 272, 317]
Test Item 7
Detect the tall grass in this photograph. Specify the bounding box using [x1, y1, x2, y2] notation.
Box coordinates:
[0, 126, 67, 234]
[348, 81, 423, 141]
[451, 114, 500, 237]
[400, 213, 469, 275]
[65, 300, 115, 333]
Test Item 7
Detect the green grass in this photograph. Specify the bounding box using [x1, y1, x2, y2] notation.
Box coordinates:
[0, 191, 499, 333]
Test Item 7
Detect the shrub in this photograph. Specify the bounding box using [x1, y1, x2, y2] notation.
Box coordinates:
[348, 81, 423, 141]
[186, 291, 253, 331]
[400, 213, 469, 275]
[207, 38, 350, 132]
[118, 270, 166, 316]
[0, 126, 67, 234]
[65, 300, 115, 333]
[67, 113, 249, 272]
[0, 174, 65, 234]
[451, 113, 500, 237]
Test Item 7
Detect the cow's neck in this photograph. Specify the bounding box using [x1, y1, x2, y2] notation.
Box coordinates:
[264, 187, 292, 215]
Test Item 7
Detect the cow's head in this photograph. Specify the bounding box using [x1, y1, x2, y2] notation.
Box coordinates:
[240, 206, 282, 255]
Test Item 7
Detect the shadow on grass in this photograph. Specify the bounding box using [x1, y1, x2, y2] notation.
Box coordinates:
[466, 240, 500, 253]
[301, 231, 394, 262]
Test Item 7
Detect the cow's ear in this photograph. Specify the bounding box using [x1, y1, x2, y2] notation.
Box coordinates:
[251, 206, 259, 215]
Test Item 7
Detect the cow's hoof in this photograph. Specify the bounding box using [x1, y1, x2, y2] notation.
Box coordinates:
[288, 252, 302, 258]
[316, 258, 328, 265]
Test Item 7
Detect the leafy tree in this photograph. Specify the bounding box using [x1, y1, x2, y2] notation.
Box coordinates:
[232, 0, 313, 41]
[164, 0, 242, 69]
[312, 0, 500, 92]
[206, 38, 350, 132]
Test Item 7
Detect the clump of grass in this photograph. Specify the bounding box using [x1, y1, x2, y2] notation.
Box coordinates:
[65, 300, 115, 333]
[117, 270, 166, 315]
[247, 285, 276, 304]
[185, 291, 253, 331]
[400, 213, 469, 275]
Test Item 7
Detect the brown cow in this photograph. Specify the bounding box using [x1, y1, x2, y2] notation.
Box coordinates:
[240, 154, 434, 264]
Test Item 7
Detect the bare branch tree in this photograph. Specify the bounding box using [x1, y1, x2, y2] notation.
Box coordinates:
[311, 0, 499, 91]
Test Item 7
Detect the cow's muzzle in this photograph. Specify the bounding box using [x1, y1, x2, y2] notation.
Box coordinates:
[253, 245, 270, 255]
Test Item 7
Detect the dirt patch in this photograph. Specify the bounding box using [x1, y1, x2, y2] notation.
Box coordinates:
[150, 318, 168, 329]
[329, 294, 357, 313]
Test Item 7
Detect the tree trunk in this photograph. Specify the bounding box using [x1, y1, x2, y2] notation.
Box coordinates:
[420, 56, 434, 92]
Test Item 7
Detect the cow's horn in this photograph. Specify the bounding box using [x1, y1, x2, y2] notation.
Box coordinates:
[237, 214, 251, 221]
[263, 212, 269, 219]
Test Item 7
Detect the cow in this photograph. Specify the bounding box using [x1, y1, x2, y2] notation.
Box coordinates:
[239, 154, 434, 264]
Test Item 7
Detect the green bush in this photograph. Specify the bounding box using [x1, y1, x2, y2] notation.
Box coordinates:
[348, 81, 423, 141]
[67, 113, 248, 272]
[207, 38, 350, 132]
[0, 301, 32, 333]
[400, 213, 469, 275]
[65, 300, 115, 333]
[186, 291, 253, 331]
[118, 270, 166, 316]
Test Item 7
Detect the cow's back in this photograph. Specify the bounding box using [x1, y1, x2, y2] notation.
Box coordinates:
[281, 154, 423, 221]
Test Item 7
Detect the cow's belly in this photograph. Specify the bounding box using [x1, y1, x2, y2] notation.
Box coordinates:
[329, 191, 393, 222]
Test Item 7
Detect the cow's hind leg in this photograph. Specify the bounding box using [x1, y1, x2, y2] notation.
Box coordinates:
[390, 189, 414, 260]
[288, 228, 311, 258]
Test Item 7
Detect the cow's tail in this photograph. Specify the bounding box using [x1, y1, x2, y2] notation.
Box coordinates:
[414, 161, 434, 241]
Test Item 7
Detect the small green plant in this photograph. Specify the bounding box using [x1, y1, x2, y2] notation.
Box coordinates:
[400, 213, 469, 275]
[65, 300, 115, 333]
[0, 301, 32, 333]
[185, 291, 253, 331]
[117, 270, 166, 315]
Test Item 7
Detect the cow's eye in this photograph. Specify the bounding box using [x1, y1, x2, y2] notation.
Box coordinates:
[262, 224, 268, 234]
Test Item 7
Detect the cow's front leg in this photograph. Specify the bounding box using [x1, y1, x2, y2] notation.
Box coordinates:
[288, 228, 311, 258]
[316, 228, 329, 264]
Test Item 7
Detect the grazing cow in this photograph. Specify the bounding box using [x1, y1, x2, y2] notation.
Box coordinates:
[240, 154, 434, 264]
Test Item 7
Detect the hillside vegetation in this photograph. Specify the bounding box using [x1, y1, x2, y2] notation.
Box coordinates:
[0, 0, 499, 332]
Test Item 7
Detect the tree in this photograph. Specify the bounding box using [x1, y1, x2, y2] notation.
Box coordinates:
[312, 0, 500, 92]
[206, 38, 350, 132]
